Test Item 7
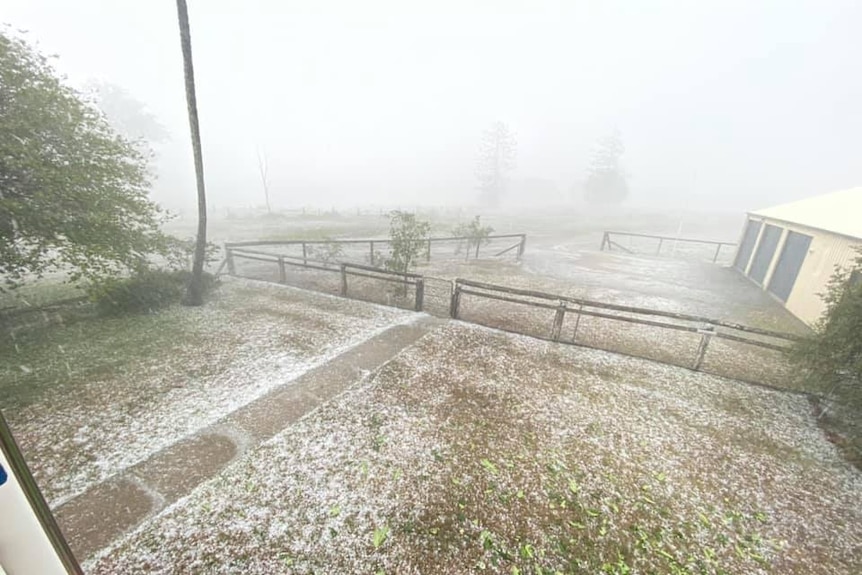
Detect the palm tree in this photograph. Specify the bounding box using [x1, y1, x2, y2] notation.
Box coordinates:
[176, 0, 208, 305]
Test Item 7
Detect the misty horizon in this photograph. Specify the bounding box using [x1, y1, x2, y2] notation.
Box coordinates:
[4, 0, 861, 213]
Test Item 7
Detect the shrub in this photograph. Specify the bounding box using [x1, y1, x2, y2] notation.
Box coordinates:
[792, 246, 862, 468]
[89, 270, 216, 315]
[384, 211, 431, 274]
[452, 215, 495, 260]
[793, 246, 862, 394]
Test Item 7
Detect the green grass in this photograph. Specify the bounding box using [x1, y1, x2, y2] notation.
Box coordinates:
[0, 279, 85, 310]
[1, 308, 192, 411]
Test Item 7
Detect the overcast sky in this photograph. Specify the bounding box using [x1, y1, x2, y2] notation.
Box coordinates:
[4, 0, 861, 212]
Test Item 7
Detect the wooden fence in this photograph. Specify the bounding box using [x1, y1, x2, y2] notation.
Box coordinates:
[339, 263, 425, 311]
[224, 233, 527, 269]
[226, 248, 428, 311]
[222, 248, 802, 388]
[449, 278, 800, 387]
[600, 231, 737, 264]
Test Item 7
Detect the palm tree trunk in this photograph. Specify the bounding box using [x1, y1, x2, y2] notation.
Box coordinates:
[176, 0, 208, 306]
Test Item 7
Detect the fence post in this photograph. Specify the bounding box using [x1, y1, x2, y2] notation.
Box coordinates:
[600, 232, 609, 251]
[302, 242, 308, 267]
[692, 326, 714, 371]
[571, 304, 583, 342]
[449, 281, 462, 319]
[426, 239, 432, 262]
[226, 248, 236, 275]
[712, 244, 722, 263]
[369, 241, 375, 264]
[656, 237, 664, 255]
[517, 235, 526, 259]
[278, 256, 286, 284]
[474, 238, 481, 260]
[415, 278, 425, 312]
[551, 301, 567, 341]
[340, 264, 348, 297]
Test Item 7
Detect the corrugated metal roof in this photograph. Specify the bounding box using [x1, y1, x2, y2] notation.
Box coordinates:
[749, 187, 862, 239]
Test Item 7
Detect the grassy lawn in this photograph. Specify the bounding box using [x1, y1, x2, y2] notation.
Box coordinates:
[88, 323, 861, 575]
[0, 277, 85, 311]
[0, 277, 412, 506]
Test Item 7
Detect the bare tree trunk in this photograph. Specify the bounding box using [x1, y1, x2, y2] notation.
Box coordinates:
[176, 0, 208, 306]
[257, 148, 272, 213]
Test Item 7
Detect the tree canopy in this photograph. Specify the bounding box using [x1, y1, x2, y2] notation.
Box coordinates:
[0, 31, 166, 289]
[85, 80, 170, 146]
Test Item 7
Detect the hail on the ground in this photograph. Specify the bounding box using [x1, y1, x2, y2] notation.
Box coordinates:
[88, 323, 861, 575]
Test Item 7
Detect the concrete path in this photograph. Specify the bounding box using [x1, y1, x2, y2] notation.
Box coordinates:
[54, 315, 444, 561]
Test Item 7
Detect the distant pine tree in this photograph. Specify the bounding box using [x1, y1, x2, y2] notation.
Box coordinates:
[476, 122, 517, 208]
[583, 129, 628, 204]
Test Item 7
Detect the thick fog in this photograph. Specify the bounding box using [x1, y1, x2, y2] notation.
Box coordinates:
[5, 0, 861, 213]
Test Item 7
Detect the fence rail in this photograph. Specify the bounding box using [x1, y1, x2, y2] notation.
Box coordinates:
[600, 231, 737, 263]
[449, 278, 798, 386]
[222, 246, 800, 389]
[225, 233, 527, 269]
[341, 263, 424, 311]
[224, 233, 527, 249]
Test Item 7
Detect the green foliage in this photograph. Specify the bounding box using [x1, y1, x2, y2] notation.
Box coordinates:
[162, 236, 221, 271]
[88, 269, 216, 316]
[0, 31, 167, 289]
[793, 247, 862, 394]
[453, 215, 495, 260]
[584, 129, 628, 204]
[372, 524, 390, 549]
[384, 211, 430, 274]
[85, 80, 170, 145]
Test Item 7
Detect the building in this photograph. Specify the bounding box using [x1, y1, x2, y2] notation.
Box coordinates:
[733, 187, 862, 326]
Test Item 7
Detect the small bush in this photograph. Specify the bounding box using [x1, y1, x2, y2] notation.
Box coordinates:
[89, 270, 216, 315]
[452, 215, 495, 260]
[793, 247, 862, 392]
[792, 246, 862, 468]
[385, 210, 431, 274]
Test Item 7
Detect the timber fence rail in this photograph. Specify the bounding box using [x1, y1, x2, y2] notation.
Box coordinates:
[600, 231, 737, 264]
[449, 278, 800, 389]
[225, 248, 427, 311]
[224, 233, 527, 269]
[339, 263, 425, 311]
[221, 241, 803, 389]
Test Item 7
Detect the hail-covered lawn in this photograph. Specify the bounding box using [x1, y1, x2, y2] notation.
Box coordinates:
[0, 277, 412, 506]
[89, 322, 861, 575]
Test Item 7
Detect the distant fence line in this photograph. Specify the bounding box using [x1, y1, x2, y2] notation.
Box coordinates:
[601, 231, 737, 264]
[223, 246, 801, 390]
[224, 233, 527, 270]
